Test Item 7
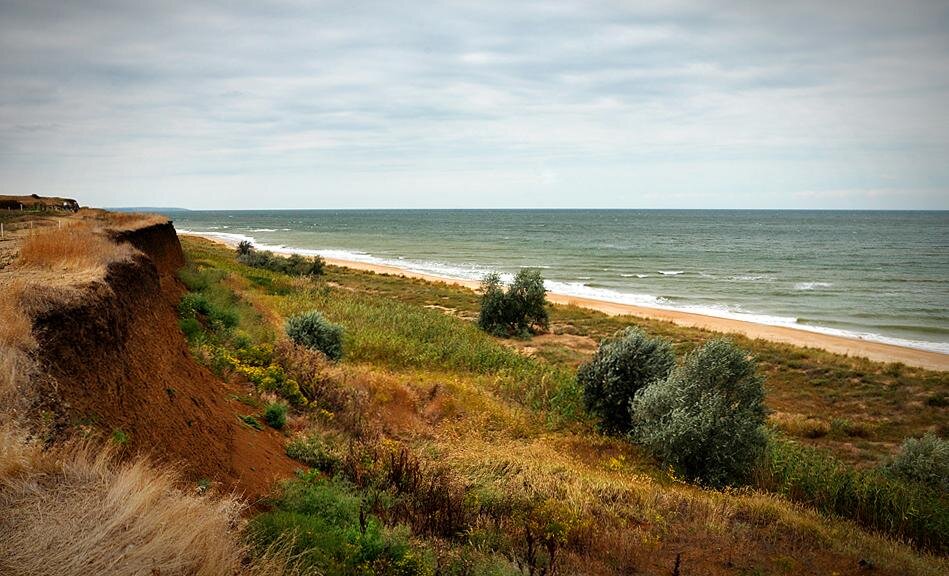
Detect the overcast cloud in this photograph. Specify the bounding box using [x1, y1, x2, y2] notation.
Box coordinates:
[1, 0, 948, 208]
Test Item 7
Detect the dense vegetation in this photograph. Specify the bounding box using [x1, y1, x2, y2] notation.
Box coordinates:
[631, 339, 768, 487]
[177, 236, 949, 574]
[236, 243, 325, 277]
[478, 269, 549, 337]
[578, 327, 674, 434]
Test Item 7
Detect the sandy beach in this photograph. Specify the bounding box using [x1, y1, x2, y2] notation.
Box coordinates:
[184, 232, 949, 371]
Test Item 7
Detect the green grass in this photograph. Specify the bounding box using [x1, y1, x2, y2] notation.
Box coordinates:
[179, 236, 949, 569]
[758, 436, 948, 553]
[250, 472, 429, 576]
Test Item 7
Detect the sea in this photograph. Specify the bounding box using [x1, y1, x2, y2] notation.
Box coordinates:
[164, 209, 949, 354]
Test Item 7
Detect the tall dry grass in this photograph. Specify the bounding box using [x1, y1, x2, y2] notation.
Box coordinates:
[0, 281, 34, 408]
[0, 428, 309, 576]
[75, 208, 170, 232]
[17, 222, 133, 273]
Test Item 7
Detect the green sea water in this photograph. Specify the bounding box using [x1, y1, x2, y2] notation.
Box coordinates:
[169, 209, 949, 354]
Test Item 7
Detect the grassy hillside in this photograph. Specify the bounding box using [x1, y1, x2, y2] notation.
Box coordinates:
[177, 235, 947, 575]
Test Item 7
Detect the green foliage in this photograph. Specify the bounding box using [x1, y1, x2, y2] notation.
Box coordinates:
[477, 270, 548, 337]
[631, 339, 767, 487]
[214, 344, 308, 406]
[883, 433, 949, 491]
[759, 437, 948, 553]
[178, 317, 203, 341]
[111, 428, 129, 445]
[178, 290, 239, 331]
[250, 473, 430, 576]
[286, 434, 341, 473]
[264, 402, 288, 430]
[279, 287, 578, 416]
[240, 414, 263, 431]
[236, 240, 253, 256]
[238, 248, 325, 277]
[286, 311, 345, 361]
[577, 327, 674, 434]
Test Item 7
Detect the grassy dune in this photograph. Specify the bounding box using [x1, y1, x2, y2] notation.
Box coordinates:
[177, 235, 947, 575]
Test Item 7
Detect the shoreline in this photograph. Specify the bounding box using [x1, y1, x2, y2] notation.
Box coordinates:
[181, 232, 949, 371]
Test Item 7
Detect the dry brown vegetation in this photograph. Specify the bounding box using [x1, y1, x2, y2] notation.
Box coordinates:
[0, 214, 310, 576]
[17, 221, 134, 272]
[75, 207, 170, 232]
[0, 427, 307, 576]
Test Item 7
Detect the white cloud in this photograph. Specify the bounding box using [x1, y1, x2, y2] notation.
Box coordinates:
[0, 0, 947, 208]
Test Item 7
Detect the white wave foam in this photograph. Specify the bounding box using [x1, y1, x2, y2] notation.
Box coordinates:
[795, 282, 833, 290]
[178, 229, 949, 355]
[250, 228, 277, 232]
[659, 270, 684, 275]
[729, 275, 772, 282]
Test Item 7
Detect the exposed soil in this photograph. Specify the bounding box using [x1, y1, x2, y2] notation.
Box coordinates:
[27, 221, 295, 501]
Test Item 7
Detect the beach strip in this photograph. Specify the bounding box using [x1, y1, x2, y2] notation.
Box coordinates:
[182, 232, 949, 371]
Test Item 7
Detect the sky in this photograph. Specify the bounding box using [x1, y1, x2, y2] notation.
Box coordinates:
[1, 0, 948, 209]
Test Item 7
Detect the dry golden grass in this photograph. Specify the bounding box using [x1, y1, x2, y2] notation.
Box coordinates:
[75, 207, 170, 232]
[0, 281, 34, 409]
[770, 411, 833, 439]
[0, 429, 247, 576]
[17, 222, 133, 273]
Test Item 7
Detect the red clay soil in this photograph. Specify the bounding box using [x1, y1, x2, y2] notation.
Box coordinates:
[29, 222, 296, 501]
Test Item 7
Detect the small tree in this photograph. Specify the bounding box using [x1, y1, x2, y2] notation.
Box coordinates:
[236, 240, 253, 256]
[631, 339, 767, 487]
[477, 269, 548, 337]
[478, 272, 510, 336]
[578, 328, 675, 434]
[508, 268, 549, 333]
[285, 311, 344, 361]
[884, 433, 948, 491]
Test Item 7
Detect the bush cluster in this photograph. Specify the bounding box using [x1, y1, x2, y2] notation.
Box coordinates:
[577, 328, 674, 434]
[286, 311, 344, 361]
[237, 246, 325, 277]
[631, 339, 767, 487]
[581, 331, 767, 487]
[477, 269, 549, 337]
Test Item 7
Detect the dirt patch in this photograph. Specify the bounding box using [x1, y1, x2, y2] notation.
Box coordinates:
[24, 223, 295, 501]
[504, 332, 598, 357]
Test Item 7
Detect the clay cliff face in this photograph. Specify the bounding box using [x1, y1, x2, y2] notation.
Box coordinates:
[29, 221, 294, 500]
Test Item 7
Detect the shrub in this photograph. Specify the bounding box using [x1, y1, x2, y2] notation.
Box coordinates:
[477, 269, 548, 337]
[286, 311, 344, 361]
[236, 240, 253, 256]
[577, 328, 675, 434]
[237, 248, 325, 277]
[631, 339, 767, 487]
[884, 433, 949, 491]
[264, 402, 288, 430]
